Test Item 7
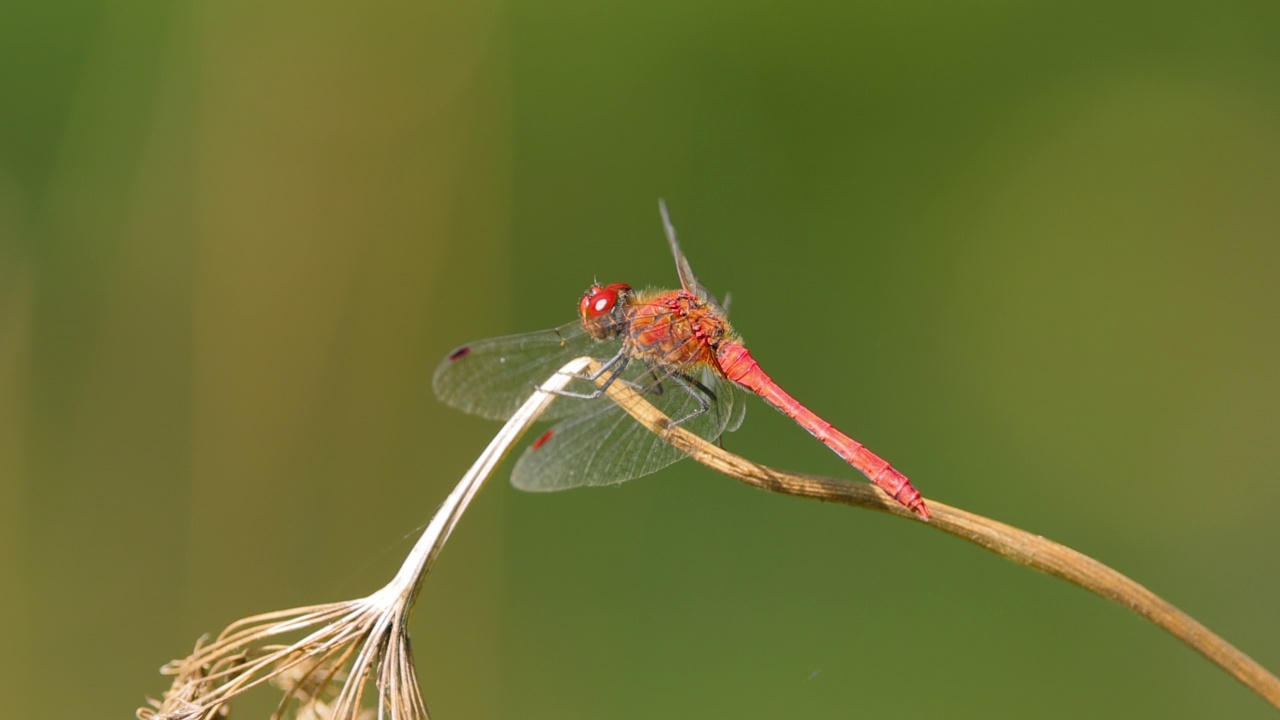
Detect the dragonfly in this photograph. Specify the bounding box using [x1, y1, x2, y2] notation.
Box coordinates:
[433, 202, 930, 519]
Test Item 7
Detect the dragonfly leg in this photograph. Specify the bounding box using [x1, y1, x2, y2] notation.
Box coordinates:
[665, 371, 715, 428]
[638, 363, 666, 397]
[542, 350, 629, 400]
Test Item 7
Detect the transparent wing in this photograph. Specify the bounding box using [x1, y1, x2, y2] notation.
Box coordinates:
[432, 321, 622, 422]
[511, 361, 746, 491]
[658, 199, 729, 317]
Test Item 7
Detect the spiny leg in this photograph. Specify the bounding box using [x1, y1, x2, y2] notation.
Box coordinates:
[542, 349, 630, 400]
[664, 371, 716, 428]
[639, 363, 666, 397]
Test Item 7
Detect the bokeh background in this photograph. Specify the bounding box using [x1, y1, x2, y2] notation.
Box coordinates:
[2, 1, 1279, 718]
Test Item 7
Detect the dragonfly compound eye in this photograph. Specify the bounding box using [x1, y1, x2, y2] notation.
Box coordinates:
[580, 282, 631, 320]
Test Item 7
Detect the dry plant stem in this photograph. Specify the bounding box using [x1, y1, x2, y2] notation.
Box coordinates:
[141, 358, 595, 720]
[584, 360, 1280, 710]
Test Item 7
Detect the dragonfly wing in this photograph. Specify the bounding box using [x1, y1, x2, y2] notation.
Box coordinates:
[432, 321, 619, 421]
[658, 199, 730, 316]
[511, 362, 742, 490]
[723, 377, 746, 433]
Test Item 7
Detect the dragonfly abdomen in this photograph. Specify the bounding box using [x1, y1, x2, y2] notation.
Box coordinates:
[717, 341, 931, 519]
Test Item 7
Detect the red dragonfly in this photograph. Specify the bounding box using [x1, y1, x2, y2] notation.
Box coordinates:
[434, 202, 930, 519]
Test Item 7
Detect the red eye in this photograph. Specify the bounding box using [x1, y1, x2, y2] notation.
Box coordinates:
[580, 283, 630, 319]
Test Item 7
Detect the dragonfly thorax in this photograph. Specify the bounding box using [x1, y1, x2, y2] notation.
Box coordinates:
[623, 288, 732, 372]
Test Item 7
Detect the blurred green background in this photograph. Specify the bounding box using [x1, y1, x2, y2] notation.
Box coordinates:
[2, 1, 1279, 718]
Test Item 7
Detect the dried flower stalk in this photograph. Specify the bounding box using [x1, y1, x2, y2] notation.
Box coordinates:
[139, 357, 594, 720]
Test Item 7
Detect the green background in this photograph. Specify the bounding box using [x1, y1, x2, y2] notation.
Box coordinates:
[3, 1, 1279, 718]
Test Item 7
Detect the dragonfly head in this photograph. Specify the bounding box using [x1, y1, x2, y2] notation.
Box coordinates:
[580, 282, 632, 339]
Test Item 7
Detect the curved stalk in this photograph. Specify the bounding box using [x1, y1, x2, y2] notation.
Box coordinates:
[589, 360, 1280, 710]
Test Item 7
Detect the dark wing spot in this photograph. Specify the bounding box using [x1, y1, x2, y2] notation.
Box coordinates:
[531, 430, 554, 450]
[447, 346, 472, 361]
